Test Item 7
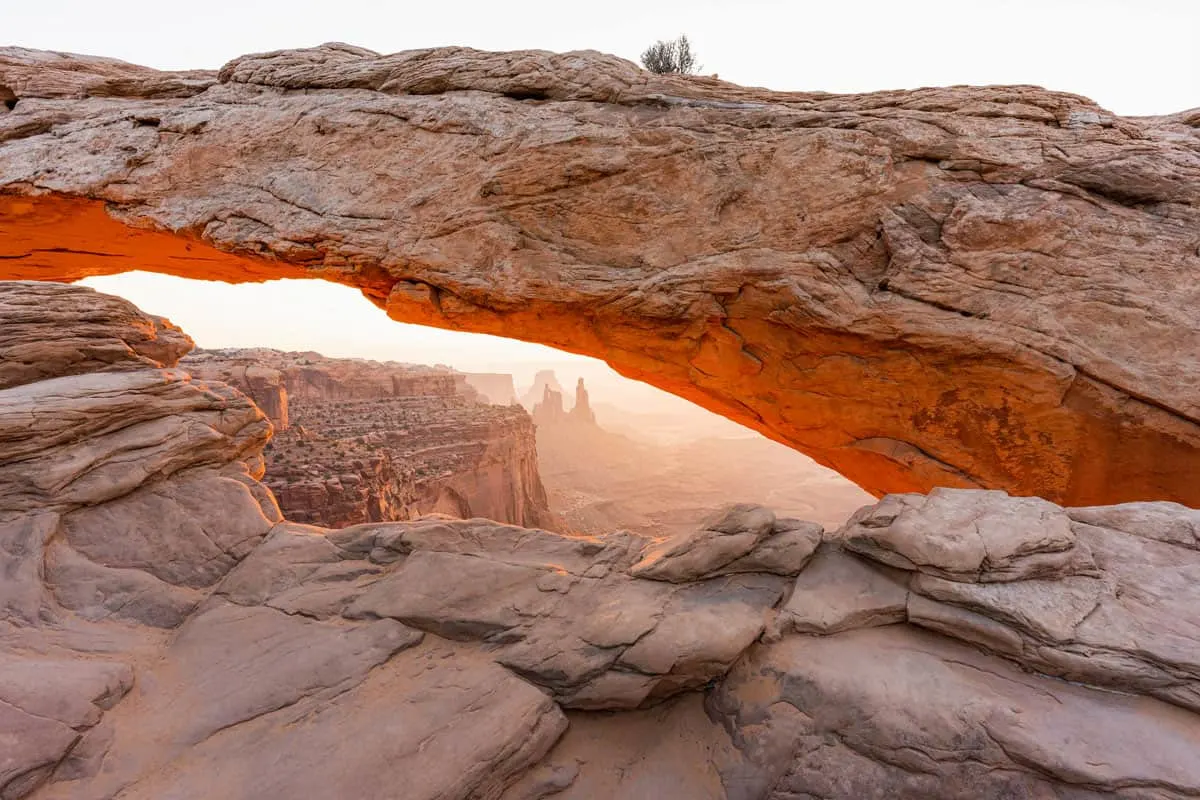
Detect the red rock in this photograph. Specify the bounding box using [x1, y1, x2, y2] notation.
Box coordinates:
[183, 348, 555, 529]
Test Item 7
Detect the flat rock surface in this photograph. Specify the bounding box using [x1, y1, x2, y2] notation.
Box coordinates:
[1, 48, 1198, 505]
[502, 695, 737, 800]
[111, 643, 566, 800]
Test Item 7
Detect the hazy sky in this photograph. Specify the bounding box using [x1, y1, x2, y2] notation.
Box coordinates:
[81, 273, 591, 383]
[17, 0, 1200, 378]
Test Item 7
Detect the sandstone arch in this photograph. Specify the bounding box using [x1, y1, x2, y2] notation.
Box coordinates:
[1, 44, 1198, 505]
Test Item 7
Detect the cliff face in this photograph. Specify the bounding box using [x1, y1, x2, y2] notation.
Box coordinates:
[3, 281, 1200, 800]
[2, 45, 1198, 506]
[182, 349, 555, 530]
[464, 372, 519, 405]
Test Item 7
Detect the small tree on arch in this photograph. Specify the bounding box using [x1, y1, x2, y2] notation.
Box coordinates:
[640, 34, 701, 75]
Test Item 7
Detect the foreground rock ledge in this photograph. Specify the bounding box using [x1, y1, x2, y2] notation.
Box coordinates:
[2, 45, 1198, 505]
[2, 280, 1199, 799]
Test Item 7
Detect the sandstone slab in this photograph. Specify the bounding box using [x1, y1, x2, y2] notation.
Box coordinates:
[846, 489, 1200, 713]
[0, 369, 270, 519]
[713, 626, 1200, 799]
[629, 505, 820, 582]
[840, 487, 1093, 582]
[0, 281, 191, 391]
[779, 542, 909, 634]
[112, 643, 566, 800]
[334, 518, 790, 709]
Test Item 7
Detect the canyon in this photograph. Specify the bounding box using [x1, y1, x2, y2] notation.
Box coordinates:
[2, 44, 1197, 505]
[532, 374, 872, 533]
[178, 344, 865, 537]
[182, 348, 555, 529]
[2, 281, 1200, 800]
[0, 39, 1199, 800]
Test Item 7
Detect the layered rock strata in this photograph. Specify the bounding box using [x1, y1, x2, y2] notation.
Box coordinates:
[1, 44, 1198, 505]
[182, 348, 554, 529]
[1, 281, 1198, 799]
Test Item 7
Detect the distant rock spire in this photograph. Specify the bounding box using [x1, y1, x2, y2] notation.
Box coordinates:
[532, 383, 567, 425]
[521, 369, 566, 410]
[569, 377, 596, 426]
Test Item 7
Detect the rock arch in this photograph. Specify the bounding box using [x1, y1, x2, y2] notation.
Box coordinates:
[2, 44, 1198, 505]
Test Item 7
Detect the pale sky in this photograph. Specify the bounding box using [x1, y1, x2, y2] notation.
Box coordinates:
[16, 0, 1200, 382]
[10, 0, 1198, 115]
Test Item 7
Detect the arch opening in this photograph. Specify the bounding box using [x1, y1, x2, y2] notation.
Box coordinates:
[78, 271, 873, 533]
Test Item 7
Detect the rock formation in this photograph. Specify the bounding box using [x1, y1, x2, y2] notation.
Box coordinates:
[533, 373, 871, 534]
[521, 369, 568, 411]
[464, 372, 519, 405]
[568, 378, 596, 426]
[2, 280, 1199, 799]
[1, 44, 1198, 506]
[533, 377, 597, 429]
[531, 383, 568, 426]
[183, 348, 555, 529]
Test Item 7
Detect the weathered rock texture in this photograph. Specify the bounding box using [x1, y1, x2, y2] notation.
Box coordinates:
[183, 348, 555, 529]
[2, 280, 1199, 799]
[3, 44, 1197, 504]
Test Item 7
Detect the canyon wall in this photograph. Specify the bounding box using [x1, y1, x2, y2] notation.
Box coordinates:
[464, 372, 519, 405]
[182, 348, 555, 530]
[1, 45, 1198, 506]
[2, 281, 1199, 800]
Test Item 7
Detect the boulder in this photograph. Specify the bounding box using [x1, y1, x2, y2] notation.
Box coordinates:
[839, 488, 1094, 582]
[630, 505, 820, 582]
[779, 542, 909, 634]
